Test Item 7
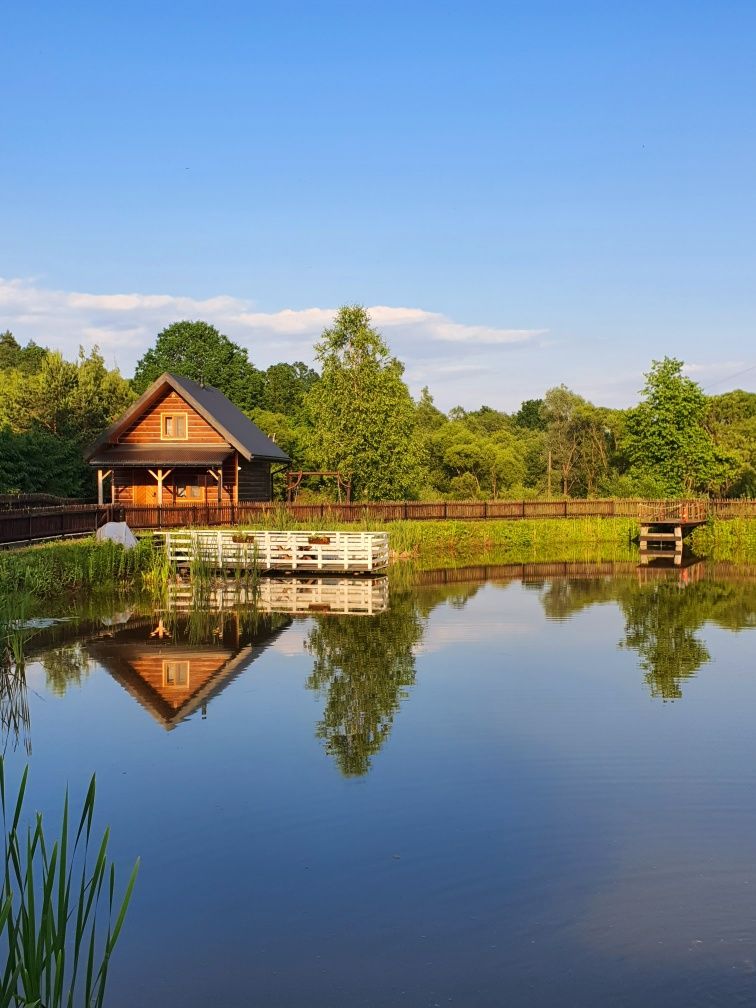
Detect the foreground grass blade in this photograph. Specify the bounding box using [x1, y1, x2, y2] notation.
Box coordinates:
[0, 758, 139, 1008]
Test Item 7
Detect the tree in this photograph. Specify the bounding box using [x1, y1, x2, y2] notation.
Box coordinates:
[540, 387, 620, 496]
[259, 362, 318, 417]
[0, 333, 47, 374]
[0, 427, 89, 496]
[514, 398, 546, 430]
[133, 321, 263, 411]
[425, 421, 526, 498]
[706, 391, 756, 497]
[624, 357, 736, 495]
[415, 386, 447, 432]
[0, 346, 134, 497]
[306, 306, 422, 500]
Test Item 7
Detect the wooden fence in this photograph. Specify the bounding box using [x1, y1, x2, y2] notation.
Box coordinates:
[2, 498, 756, 547]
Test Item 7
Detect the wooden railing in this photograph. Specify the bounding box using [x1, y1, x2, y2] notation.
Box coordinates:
[638, 500, 708, 523]
[2, 498, 756, 547]
[0, 503, 111, 546]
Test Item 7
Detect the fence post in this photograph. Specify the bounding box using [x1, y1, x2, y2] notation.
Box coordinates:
[404, 501, 408, 519]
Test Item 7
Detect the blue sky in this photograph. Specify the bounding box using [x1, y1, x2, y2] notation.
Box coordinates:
[2, 1, 755, 409]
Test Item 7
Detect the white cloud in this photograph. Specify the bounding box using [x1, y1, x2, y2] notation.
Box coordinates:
[0, 276, 544, 408]
[8, 276, 750, 411]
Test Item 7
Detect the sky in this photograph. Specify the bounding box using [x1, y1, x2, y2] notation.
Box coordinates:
[2, 1, 755, 410]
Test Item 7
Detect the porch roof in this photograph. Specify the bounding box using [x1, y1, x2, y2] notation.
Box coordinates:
[89, 445, 233, 467]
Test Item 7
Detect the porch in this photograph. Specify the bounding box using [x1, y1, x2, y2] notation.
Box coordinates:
[92, 447, 236, 506]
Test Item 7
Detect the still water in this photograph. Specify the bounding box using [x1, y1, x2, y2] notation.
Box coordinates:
[8, 560, 756, 1007]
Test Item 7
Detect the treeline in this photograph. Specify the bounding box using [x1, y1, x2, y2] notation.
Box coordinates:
[1, 309, 754, 501]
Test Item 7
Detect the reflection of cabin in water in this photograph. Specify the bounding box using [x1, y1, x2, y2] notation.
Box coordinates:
[86, 372, 290, 505]
[87, 613, 290, 730]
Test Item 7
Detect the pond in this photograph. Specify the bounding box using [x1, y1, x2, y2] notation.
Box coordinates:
[6, 558, 756, 1007]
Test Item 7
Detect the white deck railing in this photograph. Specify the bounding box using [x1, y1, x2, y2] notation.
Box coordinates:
[159, 529, 390, 573]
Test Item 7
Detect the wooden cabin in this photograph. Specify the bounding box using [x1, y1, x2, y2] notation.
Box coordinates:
[85, 372, 290, 505]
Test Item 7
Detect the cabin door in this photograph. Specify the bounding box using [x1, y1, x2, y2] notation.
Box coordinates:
[133, 473, 159, 506]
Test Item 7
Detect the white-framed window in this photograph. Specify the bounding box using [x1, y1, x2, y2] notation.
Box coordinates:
[161, 412, 188, 440]
[162, 660, 190, 687]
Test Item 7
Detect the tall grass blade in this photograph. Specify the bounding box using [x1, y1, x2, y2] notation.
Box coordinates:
[0, 759, 139, 1007]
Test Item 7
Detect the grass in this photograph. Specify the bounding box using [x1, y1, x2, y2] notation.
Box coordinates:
[690, 518, 756, 563]
[6, 515, 756, 604]
[238, 514, 639, 562]
[0, 759, 139, 1007]
[0, 538, 156, 600]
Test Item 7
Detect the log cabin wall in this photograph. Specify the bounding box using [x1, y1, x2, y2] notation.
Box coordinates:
[238, 459, 273, 501]
[119, 390, 225, 444]
[113, 469, 134, 503]
[222, 454, 237, 503]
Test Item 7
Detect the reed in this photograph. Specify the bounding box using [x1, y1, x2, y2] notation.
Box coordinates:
[0, 760, 139, 1008]
[0, 538, 156, 600]
[0, 667, 30, 756]
[140, 539, 172, 600]
[691, 518, 756, 562]
[0, 596, 35, 756]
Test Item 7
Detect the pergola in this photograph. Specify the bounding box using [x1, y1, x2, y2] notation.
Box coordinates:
[285, 470, 352, 504]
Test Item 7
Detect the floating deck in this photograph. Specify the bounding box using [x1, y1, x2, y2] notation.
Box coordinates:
[167, 576, 389, 616]
[159, 529, 390, 574]
[637, 501, 707, 559]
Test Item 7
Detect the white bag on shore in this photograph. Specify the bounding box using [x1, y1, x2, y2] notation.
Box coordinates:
[96, 522, 138, 549]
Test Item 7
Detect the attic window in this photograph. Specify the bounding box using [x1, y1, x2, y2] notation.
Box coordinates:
[161, 413, 188, 440]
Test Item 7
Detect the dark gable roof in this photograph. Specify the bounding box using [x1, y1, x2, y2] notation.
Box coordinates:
[85, 372, 290, 463]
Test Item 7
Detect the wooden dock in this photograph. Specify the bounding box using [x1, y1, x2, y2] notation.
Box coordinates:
[637, 501, 707, 562]
[159, 529, 390, 574]
[167, 576, 389, 616]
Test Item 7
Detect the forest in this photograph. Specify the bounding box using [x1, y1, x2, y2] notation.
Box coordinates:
[0, 307, 754, 502]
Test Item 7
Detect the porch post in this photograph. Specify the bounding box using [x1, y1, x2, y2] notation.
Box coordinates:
[157, 468, 164, 506]
[97, 469, 104, 505]
[217, 467, 223, 504]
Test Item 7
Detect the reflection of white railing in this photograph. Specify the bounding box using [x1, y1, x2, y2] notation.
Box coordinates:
[167, 577, 389, 616]
[159, 529, 390, 573]
[637, 500, 708, 523]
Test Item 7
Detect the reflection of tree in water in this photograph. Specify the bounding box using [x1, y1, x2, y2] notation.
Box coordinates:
[42, 645, 91, 697]
[620, 583, 711, 700]
[305, 587, 424, 776]
[537, 578, 618, 622]
[535, 573, 756, 701]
